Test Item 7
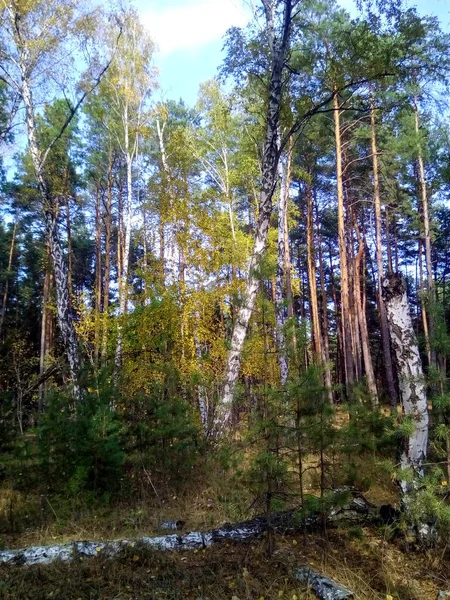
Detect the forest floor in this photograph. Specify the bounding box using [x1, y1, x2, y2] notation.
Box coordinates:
[0, 522, 449, 599]
[0, 462, 449, 599]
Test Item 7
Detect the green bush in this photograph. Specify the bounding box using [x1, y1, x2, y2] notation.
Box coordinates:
[121, 365, 201, 485]
[38, 384, 124, 496]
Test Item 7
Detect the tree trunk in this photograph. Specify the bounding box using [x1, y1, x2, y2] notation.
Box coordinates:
[370, 97, 398, 407]
[101, 150, 113, 364]
[419, 239, 432, 364]
[414, 99, 433, 295]
[64, 186, 73, 300]
[317, 214, 333, 403]
[275, 145, 289, 385]
[284, 136, 294, 320]
[382, 273, 429, 493]
[94, 186, 102, 364]
[306, 183, 323, 363]
[39, 244, 55, 412]
[333, 93, 354, 398]
[0, 222, 16, 340]
[414, 98, 435, 367]
[216, 1, 293, 433]
[19, 51, 82, 400]
[114, 103, 134, 375]
[353, 214, 378, 406]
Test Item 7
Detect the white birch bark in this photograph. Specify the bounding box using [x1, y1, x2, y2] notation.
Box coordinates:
[156, 117, 178, 285]
[275, 147, 289, 385]
[194, 325, 209, 435]
[382, 273, 429, 492]
[13, 24, 82, 400]
[114, 100, 134, 374]
[112, 15, 153, 372]
[216, 0, 293, 434]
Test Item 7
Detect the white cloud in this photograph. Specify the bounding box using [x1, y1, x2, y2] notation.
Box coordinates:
[141, 0, 250, 56]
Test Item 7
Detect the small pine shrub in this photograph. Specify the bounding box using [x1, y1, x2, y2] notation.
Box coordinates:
[121, 364, 201, 488]
[37, 384, 124, 496]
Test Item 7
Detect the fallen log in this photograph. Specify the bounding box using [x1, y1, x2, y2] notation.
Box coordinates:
[0, 490, 377, 567]
[296, 566, 354, 600]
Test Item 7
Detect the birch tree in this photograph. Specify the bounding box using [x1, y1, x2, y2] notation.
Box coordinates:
[93, 9, 155, 374]
[0, 0, 119, 400]
[382, 273, 429, 501]
[216, 0, 295, 433]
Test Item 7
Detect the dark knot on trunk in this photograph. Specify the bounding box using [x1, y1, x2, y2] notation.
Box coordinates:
[382, 272, 406, 302]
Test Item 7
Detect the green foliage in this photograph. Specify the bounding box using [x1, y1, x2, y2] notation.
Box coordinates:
[38, 383, 124, 496]
[120, 363, 201, 487]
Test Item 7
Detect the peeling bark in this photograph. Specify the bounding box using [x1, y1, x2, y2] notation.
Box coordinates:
[296, 567, 354, 599]
[382, 273, 429, 492]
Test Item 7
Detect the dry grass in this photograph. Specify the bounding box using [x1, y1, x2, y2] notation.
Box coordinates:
[1, 452, 449, 599]
[0, 457, 253, 550]
[0, 527, 449, 599]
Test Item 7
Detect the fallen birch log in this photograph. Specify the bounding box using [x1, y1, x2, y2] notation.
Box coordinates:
[296, 566, 354, 600]
[0, 491, 376, 567]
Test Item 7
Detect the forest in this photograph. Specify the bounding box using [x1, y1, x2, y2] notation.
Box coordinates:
[1, 0, 450, 598]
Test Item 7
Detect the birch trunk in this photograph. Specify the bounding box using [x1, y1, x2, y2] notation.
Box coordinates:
[382, 273, 429, 493]
[114, 103, 133, 375]
[17, 39, 82, 400]
[156, 117, 178, 285]
[370, 97, 397, 406]
[275, 148, 289, 385]
[217, 0, 293, 433]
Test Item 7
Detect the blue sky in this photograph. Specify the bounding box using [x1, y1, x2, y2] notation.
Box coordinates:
[135, 0, 450, 106]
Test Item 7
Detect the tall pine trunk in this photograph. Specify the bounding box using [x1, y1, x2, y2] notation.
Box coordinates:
[333, 92, 354, 398]
[0, 222, 16, 340]
[317, 212, 333, 403]
[370, 97, 397, 406]
[353, 215, 378, 405]
[39, 245, 54, 411]
[414, 98, 435, 367]
[94, 186, 102, 364]
[101, 151, 114, 364]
